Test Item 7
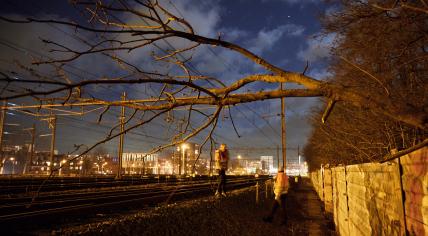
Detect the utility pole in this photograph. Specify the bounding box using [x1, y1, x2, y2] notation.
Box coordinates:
[0, 100, 6, 174]
[298, 145, 301, 176]
[276, 145, 280, 170]
[49, 115, 57, 175]
[280, 83, 286, 170]
[178, 148, 182, 175]
[23, 123, 36, 174]
[182, 148, 186, 176]
[116, 92, 126, 179]
[30, 124, 36, 174]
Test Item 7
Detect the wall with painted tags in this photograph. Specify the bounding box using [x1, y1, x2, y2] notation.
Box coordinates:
[310, 146, 427, 236]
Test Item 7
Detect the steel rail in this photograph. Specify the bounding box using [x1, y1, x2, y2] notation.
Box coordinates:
[0, 177, 265, 222]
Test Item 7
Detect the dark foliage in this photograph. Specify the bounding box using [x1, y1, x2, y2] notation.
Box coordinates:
[305, 0, 428, 170]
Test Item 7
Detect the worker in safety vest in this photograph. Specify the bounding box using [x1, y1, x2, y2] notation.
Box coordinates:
[214, 143, 229, 197]
[263, 167, 289, 224]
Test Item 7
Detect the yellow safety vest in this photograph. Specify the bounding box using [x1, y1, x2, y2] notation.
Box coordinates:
[274, 172, 289, 196]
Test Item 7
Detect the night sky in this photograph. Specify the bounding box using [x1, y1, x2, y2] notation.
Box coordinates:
[0, 0, 335, 163]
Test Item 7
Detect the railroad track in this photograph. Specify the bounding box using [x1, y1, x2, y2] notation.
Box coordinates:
[0, 175, 219, 195]
[0, 176, 267, 233]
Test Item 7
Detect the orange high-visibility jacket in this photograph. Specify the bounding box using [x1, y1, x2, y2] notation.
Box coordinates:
[274, 172, 289, 196]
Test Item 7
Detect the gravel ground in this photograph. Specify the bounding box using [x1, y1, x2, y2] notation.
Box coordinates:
[60, 178, 335, 236]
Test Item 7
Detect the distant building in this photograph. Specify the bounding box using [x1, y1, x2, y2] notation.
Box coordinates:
[286, 158, 308, 176]
[260, 156, 274, 174]
[122, 153, 159, 174]
[245, 160, 261, 174]
[174, 142, 199, 175]
[0, 144, 67, 175]
[195, 158, 210, 175]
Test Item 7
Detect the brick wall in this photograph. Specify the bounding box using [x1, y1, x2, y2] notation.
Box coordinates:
[346, 161, 404, 235]
[332, 167, 349, 236]
[310, 146, 427, 235]
[401, 147, 428, 235]
[323, 168, 333, 214]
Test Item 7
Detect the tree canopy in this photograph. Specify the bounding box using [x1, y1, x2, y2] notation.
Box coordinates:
[305, 0, 428, 169]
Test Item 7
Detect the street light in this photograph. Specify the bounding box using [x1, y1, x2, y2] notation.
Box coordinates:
[181, 144, 188, 175]
[46, 161, 51, 175]
[9, 157, 15, 174]
[60, 159, 67, 176]
[79, 160, 83, 175]
[102, 162, 107, 174]
[94, 163, 99, 173]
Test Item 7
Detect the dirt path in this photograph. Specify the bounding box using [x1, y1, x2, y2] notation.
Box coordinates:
[286, 178, 335, 235]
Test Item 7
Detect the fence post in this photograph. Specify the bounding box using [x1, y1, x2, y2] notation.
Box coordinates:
[265, 180, 269, 199]
[331, 168, 334, 210]
[318, 171, 321, 197]
[397, 157, 409, 236]
[344, 165, 350, 235]
[256, 181, 259, 204]
[321, 166, 325, 203]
